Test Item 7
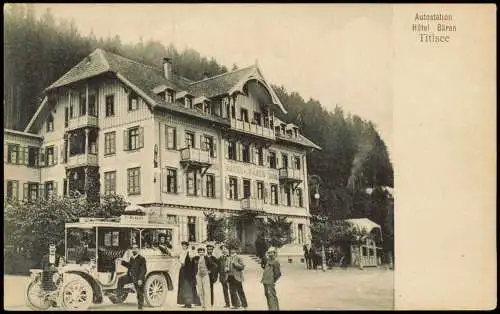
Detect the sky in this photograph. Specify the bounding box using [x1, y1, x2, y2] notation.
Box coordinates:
[29, 3, 393, 156]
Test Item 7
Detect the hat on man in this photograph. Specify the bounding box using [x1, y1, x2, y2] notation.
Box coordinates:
[181, 241, 189, 246]
[206, 244, 214, 249]
[267, 246, 277, 254]
[197, 246, 206, 252]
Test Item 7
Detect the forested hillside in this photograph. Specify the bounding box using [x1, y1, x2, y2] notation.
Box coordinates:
[4, 5, 394, 253]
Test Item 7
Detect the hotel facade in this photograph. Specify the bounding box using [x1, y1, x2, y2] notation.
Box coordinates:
[3, 49, 320, 260]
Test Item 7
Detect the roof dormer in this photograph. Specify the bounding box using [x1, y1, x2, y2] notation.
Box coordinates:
[176, 91, 194, 109]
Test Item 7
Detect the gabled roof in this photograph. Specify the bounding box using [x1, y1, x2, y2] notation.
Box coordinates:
[344, 218, 381, 233]
[276, 132, 321, 150]
[188, 65, 288, 114]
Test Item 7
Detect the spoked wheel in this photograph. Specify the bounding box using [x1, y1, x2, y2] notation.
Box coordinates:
[60, 278, 93, 310]
[25, 280, 51, 310]
[144, 274, 168, 307]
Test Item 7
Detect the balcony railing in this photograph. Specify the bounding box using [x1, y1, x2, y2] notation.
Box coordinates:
[67, 153, 98, 168]
[66, 115, 99, 131]
[230, 119, 275, 140]
[180, 147, 212, 165]
[241, 198, 265, 212]
[279, 167, 303, 182]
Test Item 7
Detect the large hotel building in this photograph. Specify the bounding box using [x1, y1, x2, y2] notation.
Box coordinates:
[3, 49, 320, 260]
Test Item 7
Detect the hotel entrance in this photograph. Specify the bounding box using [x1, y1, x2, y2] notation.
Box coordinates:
[235, 216, 265, 254]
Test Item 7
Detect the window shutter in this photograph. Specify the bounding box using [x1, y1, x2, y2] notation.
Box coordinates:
[249, 145, 254, 164]
[265, 149, 270, 167]
[164, 125, 169, 149]
[23, 146, 29, 165]
[176, 129, 182, 150]
[39, 148, 46, 167]
[214, 175, 220, 198]
[161, 168, 167, 193]
[225, 177, 230, 199]
[200, 135, 205, 151]
[4, 144, 8, 162]
[212, 141, 217, 158]
[139, 127, 144, 148]
[61, 144, 66, 163]
[236, 142, 242, 161]
[177, 169, 183, 194]
[279, 185, 284, 205]
[196, 172, 202, 197]
[54, 182, 58, 197]
[224, 140, 229, 159]
[237, 178, 243, 200]
[39, 184, 45, 200]
[53, 146, 58, 165]
[123, 129, 129, 151]
[23, 183, 28, 200]
[264, 185, 268, 204]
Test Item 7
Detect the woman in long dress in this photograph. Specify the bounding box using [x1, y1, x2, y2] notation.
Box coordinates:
[177, 241, 200, 308]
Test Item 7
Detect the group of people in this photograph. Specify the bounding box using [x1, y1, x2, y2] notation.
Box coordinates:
[303, 244, 321, 270]
[177, 241, 282, 311]
[39, 237, 283, 311]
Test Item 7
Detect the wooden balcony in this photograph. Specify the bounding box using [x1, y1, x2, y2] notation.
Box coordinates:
[240, 198, 265, 214]
[66, 153, 98, 169]
[66, 115, 99, 131]
[279, 167, 303, 183]
[230, 119, 275, 140]
[180, 147, 213, 174]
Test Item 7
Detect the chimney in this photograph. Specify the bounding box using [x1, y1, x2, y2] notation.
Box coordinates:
[163, 57, 173, 80]
[203, 72, 210, 80]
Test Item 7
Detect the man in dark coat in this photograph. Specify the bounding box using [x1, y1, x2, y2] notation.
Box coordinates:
[117, 244, 147, 310]
[261, 247, 282, 310]
[40, 243, 64, 291]
[218, 245, 232, 308]
[227, 246, 248, 309]
[206, 244, 219, 307]
[176, 241, 200, 308]
[76, 240, 92, 265]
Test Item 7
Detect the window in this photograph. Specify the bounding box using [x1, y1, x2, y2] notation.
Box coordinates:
[186, 170, 197, 196]
[242, 144, 250, 162]
[104, 132, 116, 155]
[187, 216, 196, 242]
[104, 171, 116, 195]
[69, 97, 74, 118]
[185, 132, 195, 148]
[127, 167, 141, 195]
[166, 126, 177, 150]
[206, 174, 215, 198]
[270, 184, 278, 205]
[166, 90, 175, 103]
[253, 112, 262, 126]
[6, 180, 19, 200]
[7, 144, 20, 164]
[166, 215, 177, 224]
[129, 92, 139, 111]
[125, 127, 143, 151]
[166, 168, 177, 193]
[243, 179, 251, 199]
[46, 146, 55, 166]
[294, 156, 301, 170]
[296, 188, 303, 207]
[203, 102, 211, 115]
[298, 224, 304, 244]
[202, 135, 216, 157]
[282, 153, 289, 169]
[257, 181, 264, 200]
[105, 95, 115, 117]
[185, 97, 193, 109]
[229, 177, 238, 200]
[25, 183, 39, 201]
[45, 181, 55, 198]
[46, 114, 54, 132]
[63, 179, 68, 196]
[255, 147, 264, 166]
[285, 185, 292, 206]
[269, 151, 277, 169]
[65, 108, 69, 127]
[228, 140, 237, 160]
[240, 108, 249, 122]
[79, 91, 86, 116]
[88, 93, 97, 116]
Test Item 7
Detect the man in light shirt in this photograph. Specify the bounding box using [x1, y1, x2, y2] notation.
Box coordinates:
[192, 246, 215, 309]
